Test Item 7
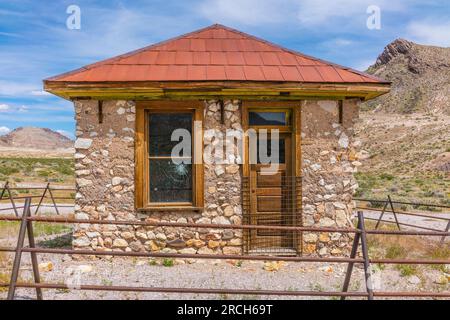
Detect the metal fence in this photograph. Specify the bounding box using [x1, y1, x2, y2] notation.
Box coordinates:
[242, 176, 302, 255]
[0, 181, 75, 216]
[355, 195, 450, 244]
[0, 197, 449, 300]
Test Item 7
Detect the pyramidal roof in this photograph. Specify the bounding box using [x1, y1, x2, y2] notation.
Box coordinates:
[46, 24, 387, 84]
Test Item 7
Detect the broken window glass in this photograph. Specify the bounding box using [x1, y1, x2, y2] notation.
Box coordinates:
[148, 112, 193, 203]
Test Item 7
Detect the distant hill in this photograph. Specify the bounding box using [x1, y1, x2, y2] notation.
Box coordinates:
[0, 127, 73, 150]
[363, 39, 450, 115]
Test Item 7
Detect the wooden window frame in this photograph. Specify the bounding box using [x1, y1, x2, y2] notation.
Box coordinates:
[248, 109, 292, 129]
[135, 101, 204, 211]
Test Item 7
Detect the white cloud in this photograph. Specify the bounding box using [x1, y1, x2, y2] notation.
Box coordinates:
[407, 21, 450, 47]
[0, 81, 40, 97]
[52, 6, 197, 59]
[198, 0, 414, 30]
[0, 32, 22, 38]
[297, 0, 411, 27]
[320, 38, 355, 49]
[18, 105, 28, 113]
[199, 0, 296, 25]
[0, 126, 11, 135]
[31, 90, 51, 96]
[332, 39, 354, 46]
[0, 104, 10, 112]
[0, 103, 29, 113]
[0, 114, 74, 123]
[351, 58, 377, 71]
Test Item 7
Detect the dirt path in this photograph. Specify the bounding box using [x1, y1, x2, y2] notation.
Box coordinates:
[358, 210, 450, 234]
[0, 202, 74, 216]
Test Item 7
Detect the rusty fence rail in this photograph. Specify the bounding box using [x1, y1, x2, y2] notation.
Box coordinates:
[0, 181, 75, 216]
[355, 195, 450, 244]
[0, 197, 449, 300]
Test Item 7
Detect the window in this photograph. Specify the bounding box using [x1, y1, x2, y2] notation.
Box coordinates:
[249, 111, 290, 126]
[148, 113, 193, 203]
[135, 101, 204, 210]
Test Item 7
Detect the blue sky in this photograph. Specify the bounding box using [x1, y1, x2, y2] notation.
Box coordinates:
[0, 0, 449, 139]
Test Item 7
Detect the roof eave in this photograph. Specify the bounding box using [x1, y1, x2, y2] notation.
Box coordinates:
[44, 80, 390, 101]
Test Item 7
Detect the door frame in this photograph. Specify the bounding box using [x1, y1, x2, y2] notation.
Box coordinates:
[241, 101, 302, 254]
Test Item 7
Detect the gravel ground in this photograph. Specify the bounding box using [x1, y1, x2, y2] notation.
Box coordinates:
[1, 252, 448, 300]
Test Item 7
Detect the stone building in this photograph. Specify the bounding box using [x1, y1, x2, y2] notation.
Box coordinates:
[44, 24, 389, 256]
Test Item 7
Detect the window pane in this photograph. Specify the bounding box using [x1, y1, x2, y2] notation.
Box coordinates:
[249, 112, 287, 126]
[257, 139, 285, 164]
[149, 113, 192, 156]
[149, 159, 192, 203]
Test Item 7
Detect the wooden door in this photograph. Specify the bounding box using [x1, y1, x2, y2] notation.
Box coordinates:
[249, 133, 294, 252]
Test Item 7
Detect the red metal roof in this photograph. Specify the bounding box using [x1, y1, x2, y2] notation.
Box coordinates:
[46, 24, 387, 84]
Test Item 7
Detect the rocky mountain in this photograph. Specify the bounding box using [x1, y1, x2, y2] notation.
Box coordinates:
[0, 127, 73, 150]
[363, 39, 450, 115]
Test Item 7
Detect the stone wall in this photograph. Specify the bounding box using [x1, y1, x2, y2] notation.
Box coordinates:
[73, 100, 136, 250]
[73, 99, 243, 255]
[72, 98, 361, 256]
[300, 99, 361, 256]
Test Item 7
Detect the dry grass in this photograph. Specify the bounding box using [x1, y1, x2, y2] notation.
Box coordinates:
[0, 219, 72, 292]
[365, 221, 446, 260]
[0, 221, 71, 239]
[365, 220, 450, 280]
[0, 252, 11, 292]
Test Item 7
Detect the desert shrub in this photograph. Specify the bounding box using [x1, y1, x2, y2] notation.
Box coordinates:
[379, 173, 395, 181]
[385, 244, 407, 259]
[38, 170, 52, 178]
[162, 258, 174, 267]
[33, 223, 71, 236]
[0, 166, 19, 176]
[368, 200, 385, 209]
[428, 246, 450, 272]
[396, 265, 418, 277]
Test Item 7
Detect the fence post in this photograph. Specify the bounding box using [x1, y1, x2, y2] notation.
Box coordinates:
[26, 205, 43, 300]
[33, 183, 49, 215]
[47, 184, 60, 216]
[0, 181, 8, 200]
[374, 199, 389, 230]
[340, 226, 361, 300]
[5, 183, 19, 217]
[440, 220, 450, 245]
[7, 197, 31, 300]
[358, 211, 374, 300]
[387, 195, 401, 231]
